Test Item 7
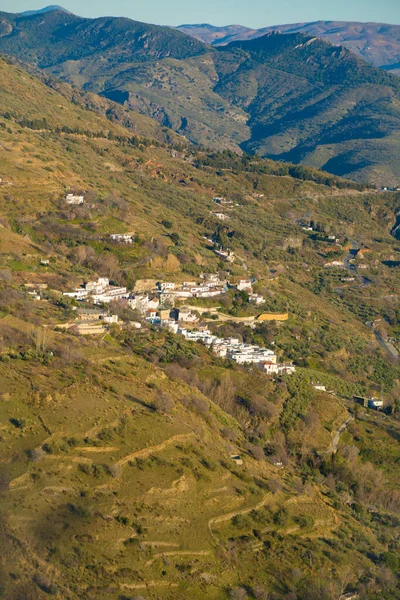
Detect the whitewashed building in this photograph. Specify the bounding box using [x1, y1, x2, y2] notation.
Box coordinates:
[65, 193, 84, 205]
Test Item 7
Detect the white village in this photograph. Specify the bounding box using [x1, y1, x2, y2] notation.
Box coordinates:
[58, 270, 295, 376]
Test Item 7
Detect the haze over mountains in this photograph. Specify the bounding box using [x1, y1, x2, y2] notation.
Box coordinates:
[1, 7, 399, 185]
[177, 21, 400, 75]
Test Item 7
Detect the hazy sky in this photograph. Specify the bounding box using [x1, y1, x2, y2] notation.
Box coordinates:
[1, 0, 400, 27]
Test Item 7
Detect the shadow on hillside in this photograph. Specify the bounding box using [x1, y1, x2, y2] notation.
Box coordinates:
[125, 394, 155, 411]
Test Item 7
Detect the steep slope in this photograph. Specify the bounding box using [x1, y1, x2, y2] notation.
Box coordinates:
[177, 20, 400, 74]
[0, 10, 399, 184]
[216, 33, 400, 185]
[1, 57, 400, 600]
[0, 9, 206, 68]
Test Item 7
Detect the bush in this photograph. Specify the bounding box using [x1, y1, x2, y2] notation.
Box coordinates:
[153, 394, 174, 414]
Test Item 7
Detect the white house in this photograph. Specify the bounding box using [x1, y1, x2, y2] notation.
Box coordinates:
[263, 362, 279, 375]
[161, 320, 179, 333]
[324, 261, 344, 268]
[157, 282, 175, 291]
[313, 384, 327, 392]
[249, 294, 264, 305]
[215, 249, 235, 262]
[146, 309, 159, 322]
[229, 349, 276, 365]
[177, 309, 198, 323]
[148, 296, 160, 310]
[195, 289, 223, 298]
[211, 212, 230, 221]
[277, 364, 296, 375]
[202, 273, 220, 282]
[368, 398, 384, 410]
[237, 279, 253, 292]
[182, 281, 197, 288]
[63, 289, 88, 300]
[92, 287, 128, 304]
[103, 314, 119, 324]
[65, 193, 84, 205]
[110, 234, 134, 244]
[86, 278, 109, 293]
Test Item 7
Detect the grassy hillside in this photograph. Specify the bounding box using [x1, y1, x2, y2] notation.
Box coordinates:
[1, 57, 400, 599]
[0, 11, 399, 184]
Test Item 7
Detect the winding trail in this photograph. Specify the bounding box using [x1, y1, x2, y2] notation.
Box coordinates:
[120, 581, 179, 590]
[208, 492, 271, 538]
[116, 433, 195, 467]
[322, 411, 354, 455]
[145, 550, 210, 566]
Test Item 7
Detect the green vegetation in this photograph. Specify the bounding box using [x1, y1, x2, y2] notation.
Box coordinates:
[1, 56, 400, 600]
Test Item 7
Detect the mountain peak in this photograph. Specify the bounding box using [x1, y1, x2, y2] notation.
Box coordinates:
[19, 5, 70, 17]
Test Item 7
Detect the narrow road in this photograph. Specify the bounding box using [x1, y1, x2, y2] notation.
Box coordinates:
[322, 411, 354, 455]
[343, 239, 360, 272]
[366, 322, 400, 363]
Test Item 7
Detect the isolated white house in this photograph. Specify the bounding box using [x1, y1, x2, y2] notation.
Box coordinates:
[65, 193, 84, 205]
[110, 234, 134, 244]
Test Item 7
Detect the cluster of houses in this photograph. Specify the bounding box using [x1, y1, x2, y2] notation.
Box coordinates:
[165, 326, 295, 375]
[63, 277, 128, 304]
[62, 273, 267, 320]
[210, 196, 240, 222]
[297, 220, 342, 245]
[59, 274, 292, 374]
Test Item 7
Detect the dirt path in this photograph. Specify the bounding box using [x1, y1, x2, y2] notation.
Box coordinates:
[116, 433, 195, 467]
[75, 446, 119, 453]
[120, 581, 179, 590]
[141, 542, 180, 548]
[323, 411, 354, 455]
[145, 550, 210, 566]
[208, 492, 271, 538]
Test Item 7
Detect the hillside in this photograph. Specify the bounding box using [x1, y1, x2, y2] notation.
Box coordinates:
[1, 57, 400, 599]
[177, 21, 400, 74]
[0, 10, 399, 185]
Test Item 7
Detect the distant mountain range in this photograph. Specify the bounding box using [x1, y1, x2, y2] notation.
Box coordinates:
[177, 21, 400, 75]
[0, 8, 399, 185]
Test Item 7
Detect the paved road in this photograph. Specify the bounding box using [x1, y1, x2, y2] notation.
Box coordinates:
[343, 239, 360, 272]
[366, 322, 400, 362]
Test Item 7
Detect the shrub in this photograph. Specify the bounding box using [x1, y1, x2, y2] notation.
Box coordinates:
[153, 393, 174, 414]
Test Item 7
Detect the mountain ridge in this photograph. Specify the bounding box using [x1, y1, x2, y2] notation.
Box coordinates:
[0, 9, 399, 185]
[176, 20, 400, 74]
[19, 5, 70, 16]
